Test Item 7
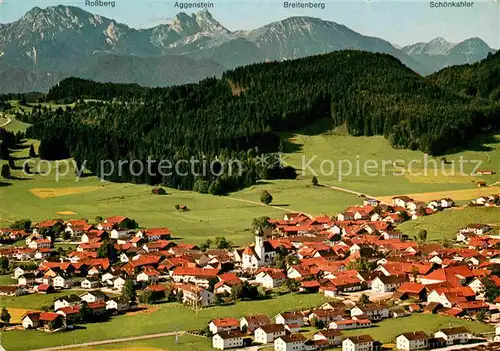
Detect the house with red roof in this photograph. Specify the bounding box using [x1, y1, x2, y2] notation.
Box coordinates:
[136, 228, 171, 242]
[209, 317, 240, 334]
[171, 267, 220, 288]
[174, 283, 214, 307]
[394, 282, 427, 301]
[214, 272, 242, 295]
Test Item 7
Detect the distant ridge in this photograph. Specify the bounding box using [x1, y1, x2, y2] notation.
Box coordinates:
[0, 5, 495, 93]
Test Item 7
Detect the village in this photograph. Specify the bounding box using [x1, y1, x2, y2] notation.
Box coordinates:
[0, 193, 500, 351]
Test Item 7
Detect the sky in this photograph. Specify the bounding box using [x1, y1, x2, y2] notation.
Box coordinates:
[0, 0, 499, 48]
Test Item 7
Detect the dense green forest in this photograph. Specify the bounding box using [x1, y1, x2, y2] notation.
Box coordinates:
[430, 51, 500, 101]
[10, 50, 500, 192]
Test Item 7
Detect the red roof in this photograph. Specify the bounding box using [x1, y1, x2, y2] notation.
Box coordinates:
[398, 282, 425, 294]
[39, 312, 61, 322]
[146, 284, 166, 292]
[143, 228, 171, 236]
[172, 267, 219, 277]
[37, 284, 52, 292]
[211, 318, 240, 328]
[105, 216, 128, 224]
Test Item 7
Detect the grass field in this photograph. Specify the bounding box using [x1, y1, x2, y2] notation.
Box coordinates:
[398, 206, 500, 242]
[61, 314, 492, 351]
[282, 125, 500, 197]
[0, 274, 15, 285]
[1, 293, 328, 351]
[0, 290, 89, 310]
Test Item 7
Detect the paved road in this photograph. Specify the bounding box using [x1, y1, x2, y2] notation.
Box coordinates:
[29, 331, 183, 351]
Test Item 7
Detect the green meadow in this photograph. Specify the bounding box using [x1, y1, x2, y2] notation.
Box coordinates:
[282, 124, 500, 197]
[398, 206, 500, 242]
[1, 293, 328, 351]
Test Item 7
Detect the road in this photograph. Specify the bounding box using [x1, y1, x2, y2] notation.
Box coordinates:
[29, 331, 183, 351]
[325, 184, 387, 204]
[224, 196, 313, 218]
[0, 113, 12, 128]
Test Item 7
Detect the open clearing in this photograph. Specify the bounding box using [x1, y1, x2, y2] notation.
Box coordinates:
[378, 186, 500, 204]
[397, 206, 500, 242]
[56, 314, 491, 351]
[30, 186, 102, 199]
[2, 293, 327, 350]
[282, 126, 500, 197]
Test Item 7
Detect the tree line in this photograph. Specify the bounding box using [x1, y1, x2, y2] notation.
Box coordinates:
[18, 50, 500, 192]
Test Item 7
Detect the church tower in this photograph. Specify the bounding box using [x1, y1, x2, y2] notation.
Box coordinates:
[255, 228, 265, 262]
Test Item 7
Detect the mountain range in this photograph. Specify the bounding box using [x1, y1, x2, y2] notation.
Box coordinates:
[0, 5, 496, 93]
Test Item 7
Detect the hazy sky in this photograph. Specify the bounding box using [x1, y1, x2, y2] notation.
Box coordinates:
[1, 0, 499, 48]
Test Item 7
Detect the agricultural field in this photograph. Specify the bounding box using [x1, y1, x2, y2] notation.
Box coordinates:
[1, 293, 328, 351]
[398, 206, 500, 242]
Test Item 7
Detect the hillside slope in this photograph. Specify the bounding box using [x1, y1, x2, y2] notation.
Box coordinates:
[22, 51, 500, 192]
[429, 51, 500, 101]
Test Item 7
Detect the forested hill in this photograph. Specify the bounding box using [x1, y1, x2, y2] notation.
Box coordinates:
[21, 50, 500, 192]
[429, 51, 500, 101]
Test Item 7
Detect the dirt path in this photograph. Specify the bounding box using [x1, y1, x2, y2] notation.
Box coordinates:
[323, 184, 386, 204]
[0, 113, 12, 128]
[29, 331, 183, 351]
[224, 196, 313, 218]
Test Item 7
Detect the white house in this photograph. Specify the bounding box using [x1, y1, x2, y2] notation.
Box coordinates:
[54, 295, 81, 311]
[274, 334, 306, 351]
[114, 277, 126, 290]
[342, 335, 375, 351]
[106, 297, 129, 312]
[275, 312, 304, 326]
[396, 331, 429, 351]
[239, 314, 271, 333]
[18, 273, 36, 286]
[313, 329, 343, 347]
[13, 267, 27, 279]
[53, 274, 72, 289]
[80, 290, 107, 303]
[176, 283, 214, 307]
[350, 303, 389, 321]
[254, 324, 286, 344]
[81, 277, 100, 289]
[255, 269, 286, 289]
[434, 327, 471, 346]
[209, 318, 240, 335]
[392, 196, 413, 208]
[212, 330, 245, 350]
[371, 275, 407, 293]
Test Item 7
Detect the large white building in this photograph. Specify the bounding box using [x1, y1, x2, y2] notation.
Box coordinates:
[212, 330, 245, 350]
[396, 331, 429, 351]
[434, 327, 471, 346]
